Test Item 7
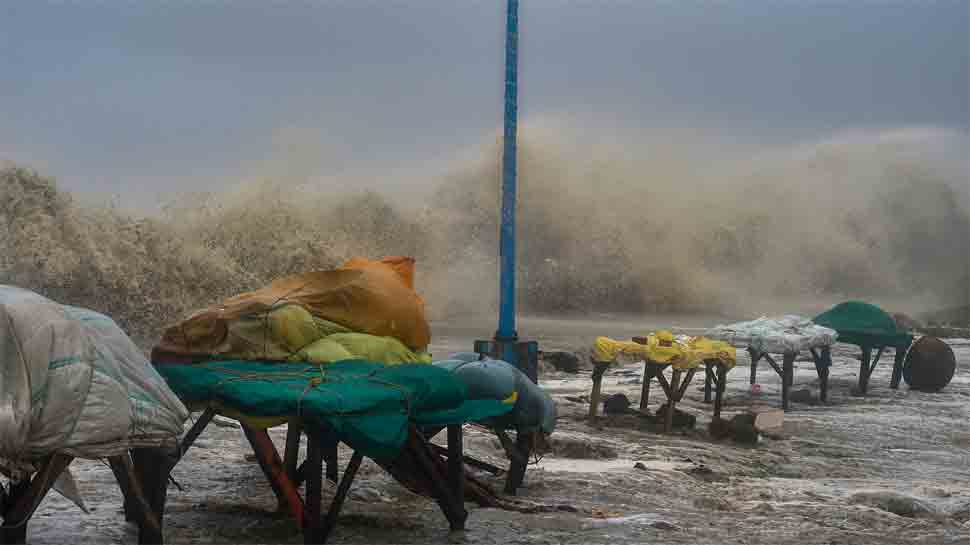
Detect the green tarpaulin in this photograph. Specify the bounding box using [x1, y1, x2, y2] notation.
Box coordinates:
[154, 360, 512, 460]
[813, 301, 913, 348]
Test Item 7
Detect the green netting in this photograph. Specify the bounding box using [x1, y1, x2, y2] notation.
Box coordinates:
[154, 359, 511, 460]
[813, 301, 913, 348]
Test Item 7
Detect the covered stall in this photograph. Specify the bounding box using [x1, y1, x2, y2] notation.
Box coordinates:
[707, 315, 837, 410]
[812, 301, 914, 395]
[0, 286, 188, 544]
[589, 332, 737, 432]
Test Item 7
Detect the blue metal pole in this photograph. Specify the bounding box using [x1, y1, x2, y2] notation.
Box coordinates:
[497, 0, 519, 343]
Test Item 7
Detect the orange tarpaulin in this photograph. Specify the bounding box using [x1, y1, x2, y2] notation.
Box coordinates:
[156, 256, 430, 358]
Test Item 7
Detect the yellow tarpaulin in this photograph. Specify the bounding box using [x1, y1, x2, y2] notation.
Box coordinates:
[156, 256, 431, 361]
[593, 331, 736, 370]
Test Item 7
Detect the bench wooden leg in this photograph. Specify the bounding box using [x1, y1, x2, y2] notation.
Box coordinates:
[781, 352, 795, 411]
[132, 448, 176, 545]
[0, 454, 73, 545]
[241, 424, 304, 527]
[714, 364, 727, 419]
[108, 454, 135, 522]
[447, 424, 464, 507]
[665, 369, 682, 433]
[318, 451, 363, 544]
[858, 346, 872, 394]
[890, 343, 907, 389]
[748, 348, 760, 385]
[704, 363, 713, 403]
[640, 365, 654, 411]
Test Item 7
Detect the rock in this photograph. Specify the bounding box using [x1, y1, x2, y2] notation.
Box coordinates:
[709, 414, 759, 444]
[752, 502, 775, 514]
[564, 395, 590, 404]
[634, 462, 647, 470]
[549, 433, 618, 459]
[685, 463, 727, 483]
[655, 403, 696, 429]
[349, 486, 385, 503]
[789, 388, 815, 404]
[542, 351, 582, 373]
[694, 496, 732, 511]
[212, 416, 241, 429]
[603, 393, 631, 415]
[650, 520, 679, 531]
[752, 408, 784, 431]
[848, 491, 937, 518]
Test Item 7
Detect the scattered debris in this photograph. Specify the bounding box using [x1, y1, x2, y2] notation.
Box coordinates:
[564, 395, 590, 404]
[590, 507, 622, 519]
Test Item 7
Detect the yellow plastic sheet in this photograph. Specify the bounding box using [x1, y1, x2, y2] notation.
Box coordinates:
[593, 331, 736, 370]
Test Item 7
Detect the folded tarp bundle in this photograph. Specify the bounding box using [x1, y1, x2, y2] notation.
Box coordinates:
[155, 256, 431, 364]
[707, 315, 837, 354]
[154, 359, 512, 460]
[592, 331, 737, 369]
[433, 353, 557, 435]
[0, 286, 188, 464]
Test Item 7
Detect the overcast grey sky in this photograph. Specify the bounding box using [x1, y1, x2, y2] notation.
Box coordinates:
[2, 1, 967, 205]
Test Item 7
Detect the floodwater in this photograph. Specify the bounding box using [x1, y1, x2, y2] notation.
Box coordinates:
[23, 318, 970, 545]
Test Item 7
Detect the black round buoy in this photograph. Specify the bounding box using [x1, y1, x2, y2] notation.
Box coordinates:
[903, 336, 956, 392]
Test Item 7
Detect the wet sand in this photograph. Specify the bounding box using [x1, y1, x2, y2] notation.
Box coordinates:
[23, 318, 970, 545]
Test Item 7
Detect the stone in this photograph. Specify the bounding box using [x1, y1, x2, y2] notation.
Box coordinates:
[848, 490, 937, 518]
[789, 388, 815, 404]
[655, 403, 696, 429]
[603, 393, 631, 415]
[650, 520, 679, 531]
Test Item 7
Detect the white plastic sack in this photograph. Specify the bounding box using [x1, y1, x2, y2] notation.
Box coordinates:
[706, 315, 837, 354]
[0, 286, 188, 463]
